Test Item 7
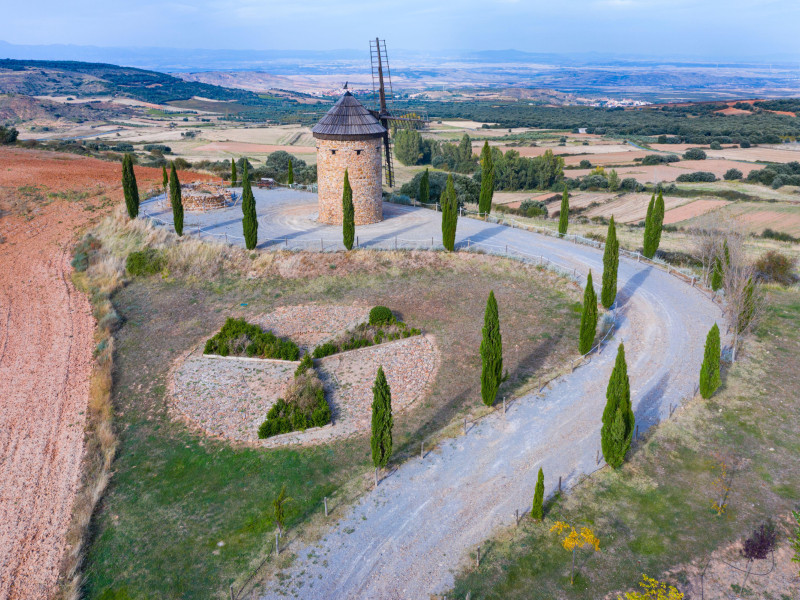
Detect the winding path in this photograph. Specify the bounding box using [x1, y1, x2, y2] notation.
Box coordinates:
[143, 190, 722, 599]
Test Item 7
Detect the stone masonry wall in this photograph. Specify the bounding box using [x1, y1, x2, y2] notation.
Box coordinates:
[316, 137, 383, 225]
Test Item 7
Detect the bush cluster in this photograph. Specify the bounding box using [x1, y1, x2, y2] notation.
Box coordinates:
[204, 318, 300, 360]
[755, 251, 797, 286]
[641, 154, 680, 165]
[311, 314, 422, 359]
[747, 161, 800, 188]
[723, 168, 743, 181]
[257, 370, 330, 438]
[619, 177, 646, 192]
[519, 199, 549, 218]
[676, 171, 717, 183]
[126, 248, 165, 276]
[759, 228, 799, 243]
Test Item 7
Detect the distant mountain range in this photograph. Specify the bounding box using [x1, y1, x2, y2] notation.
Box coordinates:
[2, 41, 800, 102]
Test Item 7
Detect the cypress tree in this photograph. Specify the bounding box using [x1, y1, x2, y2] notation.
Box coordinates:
[287, 159, 294, 185]
[601, 343, 634, 469]
[699, 323, 721, 399]
[601, 216, 619, 309]
[121, 154, 140, 219]
[480, 290, 504, 407]
[478, 141, 494, 215]
[370, 366, 393, 471]
[710, 255, 723, 291]
[558, 186, 569, 236]
[531, 467, 544, 520]
[578, 271, 598, 354]
[230, 158, 237, 187]
[241, 161, 258, 250]
[651, 191, 665, 256]
[419, 168, 430, 204]
[161, 164, 168, 198]
[643, 193, 656, 258]
[441, 173, 458, 251]
[169, 162, 183, 236]
[342, 168, 354, 250]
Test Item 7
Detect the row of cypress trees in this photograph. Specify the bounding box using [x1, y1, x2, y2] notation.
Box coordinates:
[642, 191, 665, 258]
[122, 154, 184, 235]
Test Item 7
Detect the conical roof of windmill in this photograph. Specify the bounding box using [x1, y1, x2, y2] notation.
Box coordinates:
[312, 92, 386, 140]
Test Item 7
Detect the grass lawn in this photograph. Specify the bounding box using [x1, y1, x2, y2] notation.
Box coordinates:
[450, 287, 800, 599]
[81, 232, 581, 599]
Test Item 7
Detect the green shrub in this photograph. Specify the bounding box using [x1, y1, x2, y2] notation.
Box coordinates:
[369, 306, 395, 326]
[724, 168, 743, 180]
[312, 342, 338, 359]
[683, 148, 707, 160]
[676, 171, 717, 183]
[204, 318, 300, 360]
[760, 228, 799, 243]
[710, 141, 722, 150]
[519, 199, 548, 218]
[258, 372, 330, 438]
[294, 353, 313, 377]
[71, 234, 102, 272]
[641, 154, 679, 166]
[126, 249, 165, 276]
[755, 250, 797, 286]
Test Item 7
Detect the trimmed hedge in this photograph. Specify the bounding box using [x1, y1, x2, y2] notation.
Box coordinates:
[676, 171, 717, 183]
[258, 388, 330, 438]
[204, 318, 300, 360]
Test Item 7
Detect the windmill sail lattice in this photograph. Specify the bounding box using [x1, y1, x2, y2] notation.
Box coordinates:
[368, 38, 427, 188]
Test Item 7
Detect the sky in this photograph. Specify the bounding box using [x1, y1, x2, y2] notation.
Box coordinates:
[3, 0, 800, 59]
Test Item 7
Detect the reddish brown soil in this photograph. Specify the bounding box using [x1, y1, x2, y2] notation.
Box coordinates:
[663, 199, 730, 224]
[0, 148, 202, 599]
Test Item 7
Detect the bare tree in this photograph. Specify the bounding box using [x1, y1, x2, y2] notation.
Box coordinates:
[691, 226, 723, 286]
[722, 230, 765, 362]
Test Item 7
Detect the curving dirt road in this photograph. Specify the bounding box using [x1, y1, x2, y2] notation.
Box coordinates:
[143, 191, 723, 599]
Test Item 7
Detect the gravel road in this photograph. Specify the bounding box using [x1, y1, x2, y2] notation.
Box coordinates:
[144, 191, 723, 599]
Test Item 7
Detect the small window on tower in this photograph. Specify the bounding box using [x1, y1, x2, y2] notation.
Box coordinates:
[331, 149, 336, 155]
[356, 149, 362, 155]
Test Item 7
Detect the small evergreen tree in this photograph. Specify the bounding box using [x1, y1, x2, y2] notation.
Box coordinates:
[121, 154, 140, 219]
[480, 290, 504, 407]
[287, 159, 294, 185]
[161, 164, 168, 198]
[531, 467, 544, 520]
[699, 323, 721, 399]
[643, 193, 656, 258]
[601, 343, 634, 469]
[273, 484, 291, 537]
[419, 168, 430, 204]
[601, 216, 619, 309]
[169, 162, 183, 236]
[241, 161, 258, 250]
[441, 173, 458, 251]
[651, 191, 665, 256]
[558, 186, 569, 236]
[578, 271, 598, 354]
[342, 168, 354, 250]
[710, 255, 723, 291]
[370, 366, 393, 474]
[478, 141, 494, 215]
[230, 158, 237, 187]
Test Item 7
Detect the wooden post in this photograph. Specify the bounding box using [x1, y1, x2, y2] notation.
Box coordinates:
[356, 235, 359, 247]
[375, 467, 378, 488]
[503, 397, 506, 415]
[515, 509, 519, 526]
[420, 441, 424, 459]
[324, 497, 328, 517]
[558, 476, 562, 493]
[596, 449, 600, 465]
[476, 546, 480, 567]
[275, 532, 279, 554]
[464, 417, 467, 435]
[230, 584, 235, 600]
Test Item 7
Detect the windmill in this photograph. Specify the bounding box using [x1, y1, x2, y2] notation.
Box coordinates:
[368, 38, 427, 188]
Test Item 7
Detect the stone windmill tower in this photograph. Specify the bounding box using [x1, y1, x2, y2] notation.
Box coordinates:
[312, 38, 426, 225]
[312, 91, 386, 225]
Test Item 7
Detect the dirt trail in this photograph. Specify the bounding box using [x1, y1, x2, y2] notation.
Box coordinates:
[0, 148, 193, 599]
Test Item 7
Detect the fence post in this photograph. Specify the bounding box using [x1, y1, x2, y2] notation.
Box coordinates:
[421, 441, 424, 459]
[467, 239, 471, 250]
[395, 236, 398, 250]
[596, 449, 600, 465]
[356, 235, 359, 248]
[503, 397, 506, 415]
[275, 532, 279, 555]
[324, 497, 328, 517]
[464, 417, 467, 435]
[558, 476, 562, 493]
[230, 584, 235, 600]
[516, 509, 519, 526]
[476, 546, 480, 567]
[320, 238, 323, 251]
[285, 237, 288, 247]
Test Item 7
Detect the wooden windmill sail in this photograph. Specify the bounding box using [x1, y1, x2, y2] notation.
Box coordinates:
[368, 38, 427, 188]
